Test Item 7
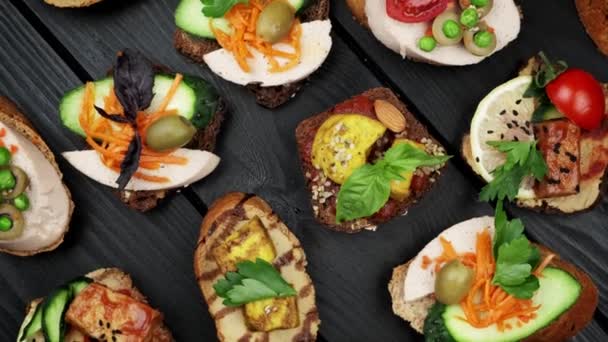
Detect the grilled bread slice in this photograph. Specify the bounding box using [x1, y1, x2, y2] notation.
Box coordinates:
[575, 0, 608, 56]
[194, 192, 320, 341]
[44, 0, 103, 7]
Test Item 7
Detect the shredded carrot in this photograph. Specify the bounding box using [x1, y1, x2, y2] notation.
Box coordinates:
[9, 145, 18, 154]
[211, 0, 302, 73]
[421, 255, 432, 270]
[78, 74, 186, 184]
[0, 128, 5, 137]
[534, 253, 556, 277]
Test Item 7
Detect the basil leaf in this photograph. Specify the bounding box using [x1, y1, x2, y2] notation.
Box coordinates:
[94, 106, 132, 123]
[113, 49, 154, 120]
[116, 131, 142, 190]
[336, 164, 391, 223]
[201, 0, 248, 18]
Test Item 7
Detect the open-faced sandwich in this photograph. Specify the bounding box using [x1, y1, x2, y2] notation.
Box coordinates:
[575, 0, 608, 56]
[194, 193, 320, 341]
[59, 49, 225, 212]
[462, 53, 608, 213]
[0, 97, 72, 256]
[296, 88, 450, 233]
[17, 268, 173, 342]
[44, 0, 103, 7]
[347, 0, 521, 65]
[388, 203, 598, 341]
[174, 0, 332, 108]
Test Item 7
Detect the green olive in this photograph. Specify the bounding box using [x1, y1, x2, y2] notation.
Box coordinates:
[256, 0, 295, 44]
[464, 24, 497, 56]
[146, 115, 197, 152]
[0, 147, 11, 166]
[432, 11, 463, 46]
[459, 0, 493, 17]
[2, 166, 29, 199]
[435, 260, 474, 305]
[0, 204, 24, 240]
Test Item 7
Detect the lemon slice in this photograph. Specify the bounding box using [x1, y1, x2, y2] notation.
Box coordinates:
[469, 76, 537, 199]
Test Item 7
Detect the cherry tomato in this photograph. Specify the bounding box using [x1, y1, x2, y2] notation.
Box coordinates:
[386, 0, 449, 23]
[546, 69, 605, 130]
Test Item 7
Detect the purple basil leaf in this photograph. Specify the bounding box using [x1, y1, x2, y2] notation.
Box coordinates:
[116, 131, 142, 190]
[94, 106, 132, 123]
[113, 49, 155, 120]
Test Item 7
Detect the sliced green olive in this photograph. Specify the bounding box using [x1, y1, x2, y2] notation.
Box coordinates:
[464, 24, 497, 56]
[435, 259, 474, 305]
[0, 204, 24, 240]
[459, 0, 493, 17]
[256, 0, 295, 44]
[432, 11, 463, 46]
[0, 147, 11, 166]
[2, 166, 29, 199]
[146, 115, 197, 152]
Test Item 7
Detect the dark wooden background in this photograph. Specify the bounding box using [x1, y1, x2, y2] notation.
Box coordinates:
[0, 0, 606, 341]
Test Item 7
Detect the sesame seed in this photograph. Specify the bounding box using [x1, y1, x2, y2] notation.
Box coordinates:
[500, 110, 506, 115]
[512, 110, 519, 116]
[516, 99, 522, 105]
[487, 130, 494, 134]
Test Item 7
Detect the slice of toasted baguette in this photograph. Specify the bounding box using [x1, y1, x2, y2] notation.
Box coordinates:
[345, 0, 368, 27]
[44, 0, 103, 7]
[389, 245, 598, 340]
[461, 57, 608, 214]
[0, 97, 74, 256]
[194, 192, 320, 341]
[174, 0, 330, 109]
[295, 87, 446, 233]
[575, 0, 608, 56]
[17, 268, 173, 342]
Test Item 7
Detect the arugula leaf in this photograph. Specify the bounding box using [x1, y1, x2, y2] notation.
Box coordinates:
[423, 303, 456, 342]
[336, 143, 451, 223]
[479, 141, 547, 202]
[201, 0, 248, 18]
[213, 258, 296, 307]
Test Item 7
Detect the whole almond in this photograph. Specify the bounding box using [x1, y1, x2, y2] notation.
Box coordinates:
[374, 99, 407, 133]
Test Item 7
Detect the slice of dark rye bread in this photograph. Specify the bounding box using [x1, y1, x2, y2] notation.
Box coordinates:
[194, 193, 320, 342]
[388, 245, 598, 340]
[0, 97, 74, 256]
[174, 0, 330, 109]
[461, 57, 608, 214]
[19, 268, 174, 341]
[295, 87, 446, 233]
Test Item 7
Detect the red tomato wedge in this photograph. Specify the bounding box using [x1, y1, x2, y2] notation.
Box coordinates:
[386, 0, 449, 23]
[546, 69, 606, 130]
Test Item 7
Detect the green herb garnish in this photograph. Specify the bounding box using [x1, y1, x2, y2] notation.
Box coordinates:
[423, 303, 456, 342]
[492, 203, 540, 299]
[523, 52, 568, 98]
[213, 258, 296, 307]
[201, 0, 248, 18]
[335, 143, 451, 223]
[479, 141, 547, 202]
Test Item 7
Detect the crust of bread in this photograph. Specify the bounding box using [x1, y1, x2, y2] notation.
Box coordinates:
[295, 87, 446, 233]
[44, 0, 103, 8]
[575, 0, 608, 56]
[194, 193, 320, 341]
[0, 97, 74, 256]
[345, 0, 368, 27]
[174, 0, 330, 108]
[389, 245, 598, 340]
[19, 268, 174, 341]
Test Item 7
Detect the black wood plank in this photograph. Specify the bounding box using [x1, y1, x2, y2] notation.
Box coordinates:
[0, 3, 213, 341]
[332, 0, 608, 325]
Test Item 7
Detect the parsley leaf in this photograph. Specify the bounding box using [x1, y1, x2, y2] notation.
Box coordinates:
[336, 143, 451, 223]
[213, 259, 296, 307]
[201, 0, 248, 18]
[493, 202, 524, 257]
[500, 275, 540, 299]
[479, 141, 547, 202]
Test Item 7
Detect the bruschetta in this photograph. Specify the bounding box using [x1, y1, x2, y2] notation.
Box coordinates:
[17, 268, 173, 341]
[0, 97, 72, 256]
[174, 0, 332, 108]
[194, 193, 320, 341]
[295, 88, 450, 232]
[58, 49, 226, 212]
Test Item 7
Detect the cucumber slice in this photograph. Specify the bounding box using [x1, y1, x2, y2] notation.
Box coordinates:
[18, 302, 43, 341]
[41, 287, 71, 342]
[68, 276, 92, 295]
[59, 74, 214, 136]
[442, 267, 581, 342]
[175, 0, 308, 39]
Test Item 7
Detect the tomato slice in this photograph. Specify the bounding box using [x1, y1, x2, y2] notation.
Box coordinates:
[546, 69, 606, 130]
[386, 0, 449, 23]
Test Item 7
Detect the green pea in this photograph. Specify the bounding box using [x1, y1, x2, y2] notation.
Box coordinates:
[474, 30, 494, 48]
[0, 169, 15, 190]
[460, 8, 479, 28]
[0, 147, 11, 166]
[0, 216, 12, 232]
[442, 20, 461, 39]
[13, 193, 29, 211]
[471, 0, 489, 7]
[418, 36, 437, 52]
